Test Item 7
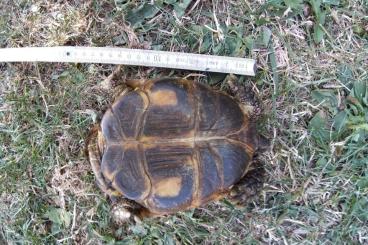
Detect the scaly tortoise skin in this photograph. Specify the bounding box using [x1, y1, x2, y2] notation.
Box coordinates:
[87, 77, 262, 219]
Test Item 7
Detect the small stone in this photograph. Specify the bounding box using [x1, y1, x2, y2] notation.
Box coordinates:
[30, 5, 39, 13]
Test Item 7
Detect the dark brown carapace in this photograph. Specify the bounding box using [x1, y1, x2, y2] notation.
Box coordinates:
[87, 77, 260, 217]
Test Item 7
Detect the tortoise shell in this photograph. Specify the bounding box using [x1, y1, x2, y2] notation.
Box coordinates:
[93, 78, 258, 214]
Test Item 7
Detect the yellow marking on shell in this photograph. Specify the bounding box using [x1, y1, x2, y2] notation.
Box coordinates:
[244, 142, 255, 156]
[109, 189, 123, 197]
[139, 133, 196, 145]
[240, 104, 254, 118]
[120, 141, 139, 149]
[126, 79, 149, 88]
[111, 180, 125, 196]
[190, 192, 225, 209]
[136, 90, 150, 110]
[150, 89, 178, 106]
[154, 177, 182, 197]
[97, 131, 106, 152]
[102, 168, 115, 182]
[117, 88, 130, 98]
[111, 89, 130, 110]
[141, 140, 194, 147]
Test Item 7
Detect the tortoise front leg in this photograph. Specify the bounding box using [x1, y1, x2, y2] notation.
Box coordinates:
[227, 161, 265, 206]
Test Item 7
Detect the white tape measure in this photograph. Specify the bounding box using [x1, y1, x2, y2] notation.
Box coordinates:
[0, 47, 256, 76]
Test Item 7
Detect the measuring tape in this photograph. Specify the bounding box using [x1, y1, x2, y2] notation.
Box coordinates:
[0, 47, 256, 76]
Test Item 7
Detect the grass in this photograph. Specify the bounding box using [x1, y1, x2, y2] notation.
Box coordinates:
[0, 0, 367, 244]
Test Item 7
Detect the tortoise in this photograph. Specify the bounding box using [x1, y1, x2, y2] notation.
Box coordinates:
[87, 77, 266, 222]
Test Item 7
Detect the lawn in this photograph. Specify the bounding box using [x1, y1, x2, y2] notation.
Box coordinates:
[0, 0, 367, 244]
